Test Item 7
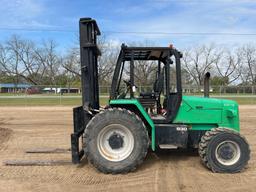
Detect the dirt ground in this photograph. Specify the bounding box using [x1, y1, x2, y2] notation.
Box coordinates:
[0, 106, 255, 192]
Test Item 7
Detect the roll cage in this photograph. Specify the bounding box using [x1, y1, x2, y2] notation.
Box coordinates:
[110, 44, 183, 123]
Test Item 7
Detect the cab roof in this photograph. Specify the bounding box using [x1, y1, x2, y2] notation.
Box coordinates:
[121, 44, 176, 61]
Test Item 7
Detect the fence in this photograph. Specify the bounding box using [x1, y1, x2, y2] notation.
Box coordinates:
[1, 85, 256, 106]
[1, 84, 256, 95]
[99, 85, 256, 95]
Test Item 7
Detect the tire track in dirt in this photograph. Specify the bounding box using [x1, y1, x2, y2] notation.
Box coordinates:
[0, 127, 13, 148]
[0, 106, 255, 192]
[0, 117, 14, 125]
[155, 160, 168, 192]
[0, 152, 156, 190]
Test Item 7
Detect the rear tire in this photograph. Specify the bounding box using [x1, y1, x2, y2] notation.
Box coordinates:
[199, 128, 250, 173]
[84, 108, 149, 174]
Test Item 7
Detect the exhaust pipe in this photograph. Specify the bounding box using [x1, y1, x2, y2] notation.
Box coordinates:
[204, 72, 210, 98]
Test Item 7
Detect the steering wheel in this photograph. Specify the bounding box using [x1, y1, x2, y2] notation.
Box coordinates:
[123, 80, 138, 88]
[123, 80, 131, 88]
[117, 80, 137, 99]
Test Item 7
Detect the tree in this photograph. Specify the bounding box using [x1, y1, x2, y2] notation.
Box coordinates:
[0, 72, 17, 83]
[0, 36, 24, 85]
[0, 35, 50, 85]
[126, 41, 158, 87]
[214, 50, 241, 85]
[62, 47, 81, 77]
[133, 60, 158, 86]
[211, 76, 229, 86]
[182, 44, 222, 89]
[98, 38, 119, 85]
[0, 44, 17, 83]
[35, 40, 63, 86]
[239, 44, 256, 85]
[39, 40, 62, 86]
[63, 36, 119, 86]
[62, 47, 81, 91]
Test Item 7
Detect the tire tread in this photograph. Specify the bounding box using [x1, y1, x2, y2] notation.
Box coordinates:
[84, 108, 149, 174]
[198, 127, 250, 173]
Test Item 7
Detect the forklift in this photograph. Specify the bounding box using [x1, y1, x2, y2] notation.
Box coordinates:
[71, 18, 250, 174]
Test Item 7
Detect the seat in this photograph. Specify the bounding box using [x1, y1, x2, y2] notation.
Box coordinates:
[139, 70, 164, 111]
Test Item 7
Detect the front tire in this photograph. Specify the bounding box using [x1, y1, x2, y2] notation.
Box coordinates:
[199, 128, 250, 173]
[84, 108, 149, 174]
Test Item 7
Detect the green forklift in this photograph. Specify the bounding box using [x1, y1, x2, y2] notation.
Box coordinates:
[71, 18, 250, 174]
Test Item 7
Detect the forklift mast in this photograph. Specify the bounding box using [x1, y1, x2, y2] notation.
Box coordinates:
[79, 18, 101, 110]
[71, 18, 101, 164]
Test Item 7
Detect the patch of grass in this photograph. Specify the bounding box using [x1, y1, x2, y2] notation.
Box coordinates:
[0, 95, 255, 106]
[0, 98, 79, 106]
[0, 97, 109, 106]
[216, 97, 256, 105]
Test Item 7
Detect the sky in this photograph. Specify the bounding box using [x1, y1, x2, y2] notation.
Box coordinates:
[0, 0, 255, 52]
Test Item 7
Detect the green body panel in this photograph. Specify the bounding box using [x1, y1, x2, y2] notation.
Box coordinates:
[109, 96, 240, 151]
[173, 96, 240, 132]
[109, 99, 156, 151]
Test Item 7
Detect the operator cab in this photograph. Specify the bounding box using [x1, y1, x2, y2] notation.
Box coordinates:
[110, 44, 183, 123]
